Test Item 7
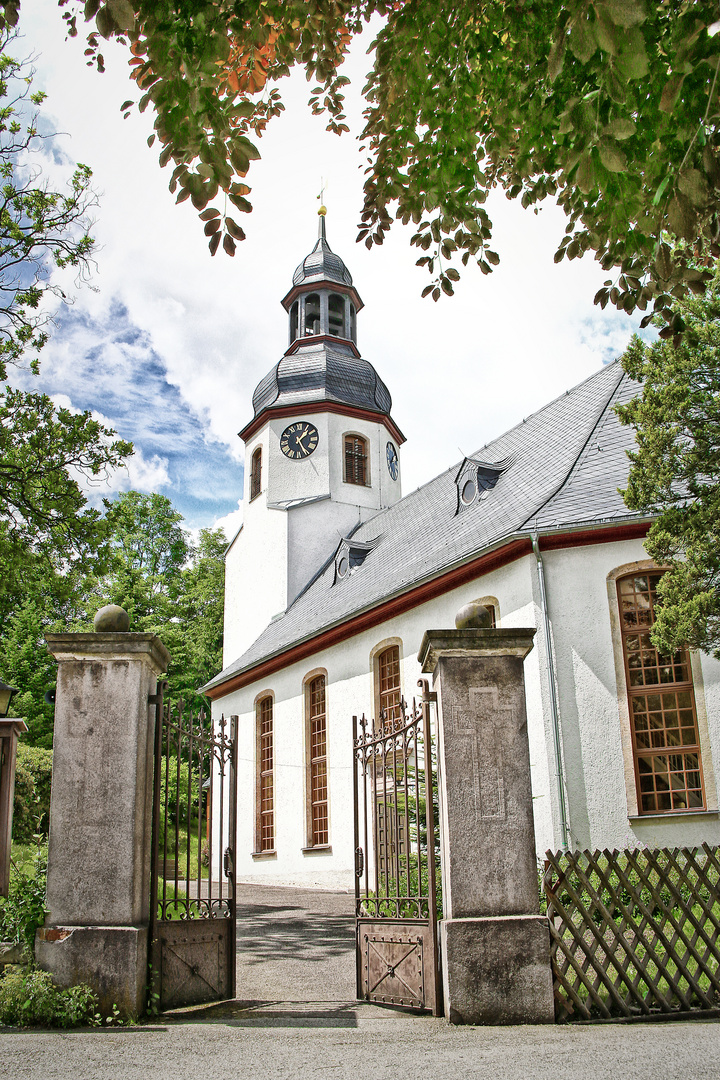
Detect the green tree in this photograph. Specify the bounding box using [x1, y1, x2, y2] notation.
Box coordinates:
[617, 271, 720, 657]
[95, 490, 190, 628]
[90, 491, 226, 706]
[0, 31, 97, 381]
[24, 1, 720, 336]
[0, 28, 132, 616]
[161, 527, 226, 708]
[0, 598, 56, 745]
[0, 389, 131, 615]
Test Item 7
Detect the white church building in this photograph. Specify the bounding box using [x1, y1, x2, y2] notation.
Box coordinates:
[204, 213, 720, 890]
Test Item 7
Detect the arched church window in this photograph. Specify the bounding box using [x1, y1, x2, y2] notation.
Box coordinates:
[306, 674, 329, 847]
[256, 696, 275, 852]
[328, 294, 345, 338]
[617, 571, 705, 814]
[290, 301, 299, 342]
[344, 434, 368, 486]
[349, 303, 356, 342]
[250, 446, 262, 501]
[377, 646, 402, 729]
[304, 293, 320, 336]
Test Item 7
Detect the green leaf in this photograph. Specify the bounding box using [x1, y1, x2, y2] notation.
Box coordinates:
[548, 30, 567, 82]
[616, 31, 649, 80]
[599, 140, 627, 173]
[224, 217, 246, 241]
[602, 0, 648, 28]
[660, 73, 685, 114]
[604, 117, 635, 140]
[594, 10, 621, 55]
[667, 193, 696, 241]
[655, 243, 672, 281]
[652, 175, 671, 206]
[568, 16, 597, 63]
[678, 169, 708, 209]
[577, 152, 596, 194]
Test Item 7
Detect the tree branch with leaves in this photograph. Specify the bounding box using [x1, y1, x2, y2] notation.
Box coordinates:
[2, 0, 717, 338]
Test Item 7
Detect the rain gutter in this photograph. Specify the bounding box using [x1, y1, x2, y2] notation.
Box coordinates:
[531, 531, 571, 851]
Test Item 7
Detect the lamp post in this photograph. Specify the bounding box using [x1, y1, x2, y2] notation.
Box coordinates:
[0, 679, 25, 897]
[0, 679, 18, 718]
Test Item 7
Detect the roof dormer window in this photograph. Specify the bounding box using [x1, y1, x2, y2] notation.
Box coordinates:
[334, 537, 377, 583]
[455, 456, 511, 514]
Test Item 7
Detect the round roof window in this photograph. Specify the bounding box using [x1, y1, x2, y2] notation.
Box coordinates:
[337, 555, 349, 578]
[461, 478, 477, 505]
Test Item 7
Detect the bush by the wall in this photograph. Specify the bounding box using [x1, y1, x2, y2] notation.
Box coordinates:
[12, 744, 52, 844]
[0, 966, 100, 1028]
[0, 844, 47, 954]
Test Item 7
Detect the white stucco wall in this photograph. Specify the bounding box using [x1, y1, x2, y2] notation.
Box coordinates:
[224, 409, 404, 664]
[542, 538, 720, 852]
[214, 554, 559, 888]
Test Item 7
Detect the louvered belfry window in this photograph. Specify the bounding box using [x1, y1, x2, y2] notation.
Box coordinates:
[308, 675, 329, 846]
[257, 696, 274, 851]
[378, 646, 402, 728]
[618, 571, 705, 814]
[250, 446, 262, 501]
[344, 435, 368, 486]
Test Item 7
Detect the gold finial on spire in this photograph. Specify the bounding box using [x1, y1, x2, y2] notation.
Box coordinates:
[318, 177, 327, 216]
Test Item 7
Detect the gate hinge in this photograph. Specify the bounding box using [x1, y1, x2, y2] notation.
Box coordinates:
[355, 847, 364, 878]
[223, 847, 234, 880]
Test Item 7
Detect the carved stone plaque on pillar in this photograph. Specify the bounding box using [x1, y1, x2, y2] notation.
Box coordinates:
[418, 627, 554, 1025]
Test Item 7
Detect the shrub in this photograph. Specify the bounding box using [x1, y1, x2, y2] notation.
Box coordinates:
[0, 966, 100, 1028]
[12, 744, 53, 844]
[0, 844, 47, 954]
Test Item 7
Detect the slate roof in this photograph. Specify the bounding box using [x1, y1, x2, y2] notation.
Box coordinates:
[251, 341, 393, 419]
[292, 216, 353, 288]
[207, 360, 643, 692]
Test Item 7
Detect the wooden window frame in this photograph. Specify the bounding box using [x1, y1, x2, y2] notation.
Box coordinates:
[617, 569, 706, 816]
[375, 644, 402, 731]
[255, 694, 275, 853]
[250, 446, 262, 502]
[304, 672, 330, 849]
[344, 433, 369, 487]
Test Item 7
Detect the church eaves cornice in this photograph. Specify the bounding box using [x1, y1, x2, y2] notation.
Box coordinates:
[238, 400, 406, 446]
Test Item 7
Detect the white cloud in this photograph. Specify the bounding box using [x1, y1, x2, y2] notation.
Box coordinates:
[211, 501, 244, 545]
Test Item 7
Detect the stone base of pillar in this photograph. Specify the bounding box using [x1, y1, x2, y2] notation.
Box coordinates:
[36, 925, 148, 1016]
[440, 915, 554, 1025]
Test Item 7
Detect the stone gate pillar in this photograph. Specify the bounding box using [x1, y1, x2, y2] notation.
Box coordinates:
[418, 615, 554, 1025]
[36, 614, 170, 1015]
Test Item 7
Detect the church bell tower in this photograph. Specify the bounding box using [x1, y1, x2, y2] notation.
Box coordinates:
[223, 209, 405, 664]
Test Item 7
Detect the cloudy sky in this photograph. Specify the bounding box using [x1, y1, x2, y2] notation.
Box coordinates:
[16, 3, 643, 540]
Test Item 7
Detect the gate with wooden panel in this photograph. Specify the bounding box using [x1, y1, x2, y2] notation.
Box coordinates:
[352, 681, 442, 1014]
[149, 684, 238, 1011]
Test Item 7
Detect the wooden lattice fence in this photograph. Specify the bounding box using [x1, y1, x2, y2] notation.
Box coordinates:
[543, 844, 720, 1021]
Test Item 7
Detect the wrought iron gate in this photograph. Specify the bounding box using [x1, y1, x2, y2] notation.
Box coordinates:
[353, 680, 442, 1014]
[149, 684, 238, 1011]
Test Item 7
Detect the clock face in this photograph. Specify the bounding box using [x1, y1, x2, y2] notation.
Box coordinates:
[386, 441, 399, 480]
[280, 421, 319, 460]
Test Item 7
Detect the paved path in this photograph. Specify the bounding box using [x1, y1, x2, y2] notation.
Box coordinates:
[3, 1016, 719, 1080]
[234, 882, 356, 1002]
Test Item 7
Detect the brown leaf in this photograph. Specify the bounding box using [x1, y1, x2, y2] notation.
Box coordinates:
[223, 233, 236, 256]
[208, 233, 221, 256]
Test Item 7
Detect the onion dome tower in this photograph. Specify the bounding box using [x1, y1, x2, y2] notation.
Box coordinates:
[224, 209, 405, 663]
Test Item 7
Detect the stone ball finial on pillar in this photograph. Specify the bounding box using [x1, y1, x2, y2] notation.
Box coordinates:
[93, 605, 130, 633]
[454, 600, 493, 630]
